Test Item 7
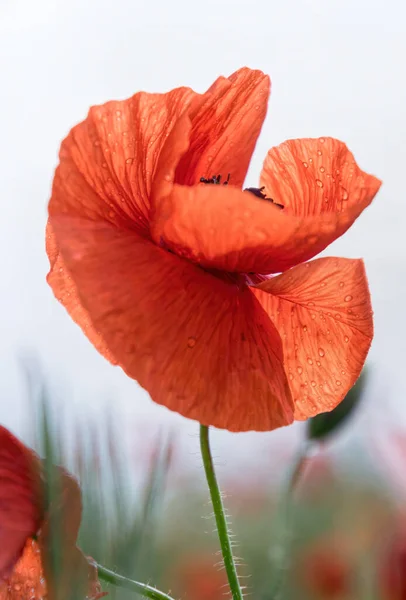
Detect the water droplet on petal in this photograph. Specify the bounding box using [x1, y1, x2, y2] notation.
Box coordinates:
[303, 161, 308, 168]
[318, 348, 325, 357]
[307, 301, 315, 307]
[344, 336, 349, 343]
[187, 336, 196, 348]
[336, 380, 342, 386]
[344, 295, 353, 302]
[319, 166, 325, 173]
[342, 188, 349, 200]
[307, 358, 313, 365]
[289, 373, 294, 381]
[339, 282, 344, 288]
[319, 137, 325, 143]
[311, 381, 316, 387]
[317, 150, 322, 156]
[125, 157, 133, 164]
[316, 179, 323, 188]
[297, 366, 303, 375]
[164, 174, 172, 182]
[303, 325, 308, 332]
[316, 361, 321, 366]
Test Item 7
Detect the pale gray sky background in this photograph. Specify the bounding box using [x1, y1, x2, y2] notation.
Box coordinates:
[0, 0, 405, 470]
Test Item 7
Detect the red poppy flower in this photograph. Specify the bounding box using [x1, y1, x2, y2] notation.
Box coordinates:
[298, 542, 350, 598]
[46, 67, 380, 432]
[169, 554, 229, 600]
[0, 426, 104, 600]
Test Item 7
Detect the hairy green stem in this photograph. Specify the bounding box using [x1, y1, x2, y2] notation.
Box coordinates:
[97, 564, 176, 600]
[199, 425, 243, 600]
[269, 440, 314, 599]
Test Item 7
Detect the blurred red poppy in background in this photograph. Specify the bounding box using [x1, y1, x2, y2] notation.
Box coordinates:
[169, 554, 229, 600]
[47, 67, 380, 431]
[0, 426, 103, 600]
[297, 541, 350, 599]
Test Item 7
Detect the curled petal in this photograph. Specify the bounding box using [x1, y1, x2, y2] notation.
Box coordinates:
[49, 86, 196, 237]
[0, 428, 42, 578]
[49, 216, 293, 431]
[152, 150, 379, 274]
[252, 257, 373, 419]
[39, 467, 104, 600]
[174, 67, 270, 188]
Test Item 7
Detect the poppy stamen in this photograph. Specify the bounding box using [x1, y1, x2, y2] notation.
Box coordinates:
[200, 173, 230, 185]
[244, 186, 284, 209]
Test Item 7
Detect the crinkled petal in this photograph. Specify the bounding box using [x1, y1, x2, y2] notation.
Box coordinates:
[174, 67, 270, 188]
[0, 427, 42, 578]
[252, 257, 373, 419]
[49, 216, 293, 432]
[152, 138, 380, 273]
[0, 540, 45, 600]
[49, 86, 196, 238]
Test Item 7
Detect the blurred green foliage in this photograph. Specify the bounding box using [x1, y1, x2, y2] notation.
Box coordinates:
[25, 364, 403, 600]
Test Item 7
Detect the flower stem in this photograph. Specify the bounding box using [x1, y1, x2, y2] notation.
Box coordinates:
[269, 440, 314, 599]
[97, 564, 176, 600]
[199, 425, 243, 600]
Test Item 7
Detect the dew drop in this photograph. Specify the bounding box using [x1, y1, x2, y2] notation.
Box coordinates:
[311, 314, 316, 320]
[342, 188, 349, 200]
[309, 157, 313, 163]
[344, 336, 349, 343]
[125, 157, 133, 165]
[102, 162, 108, 169]
[316, 179, 323, 188]
[318, 348, 325, 357]
[335, 313, 341, 319]
[303, 325, 308, 332]
[319, 166, 325, 173]
[316, 361, 321, 366]
[336, 380, 342, 386]
[302, 161, 308, 168]
[307, 358, 313, 365]
[108, 210, 115, 218]
[297, 366, 303, 375]
[207, 155, 213, 163]
[339, 282, 344, 288]
[311, 380, 316, 387]
[164, 174, 172, 182]
[289, 373, 294, 381]
[307, 301, 315, 307]
[317, 150, 322, 156]
[319, 137, 325, 143]
[187, 336, 196, 348]
[344, 295, 353, 302]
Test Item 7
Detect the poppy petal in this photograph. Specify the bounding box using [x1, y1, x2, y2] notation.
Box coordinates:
[0, 540, 46, 600]
[174, 67, 270, 188]
[152, 139, 380, 274]
[46, 222, 117, 364]
[0, 427, 42, 578]
[49, 86, 196, 238]
[49, 216, 293, 432]
[39, 467, 104, 600]
[252, 257, 373, 419]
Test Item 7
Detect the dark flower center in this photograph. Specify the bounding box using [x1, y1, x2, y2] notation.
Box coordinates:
[200, 175, 284, 209]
